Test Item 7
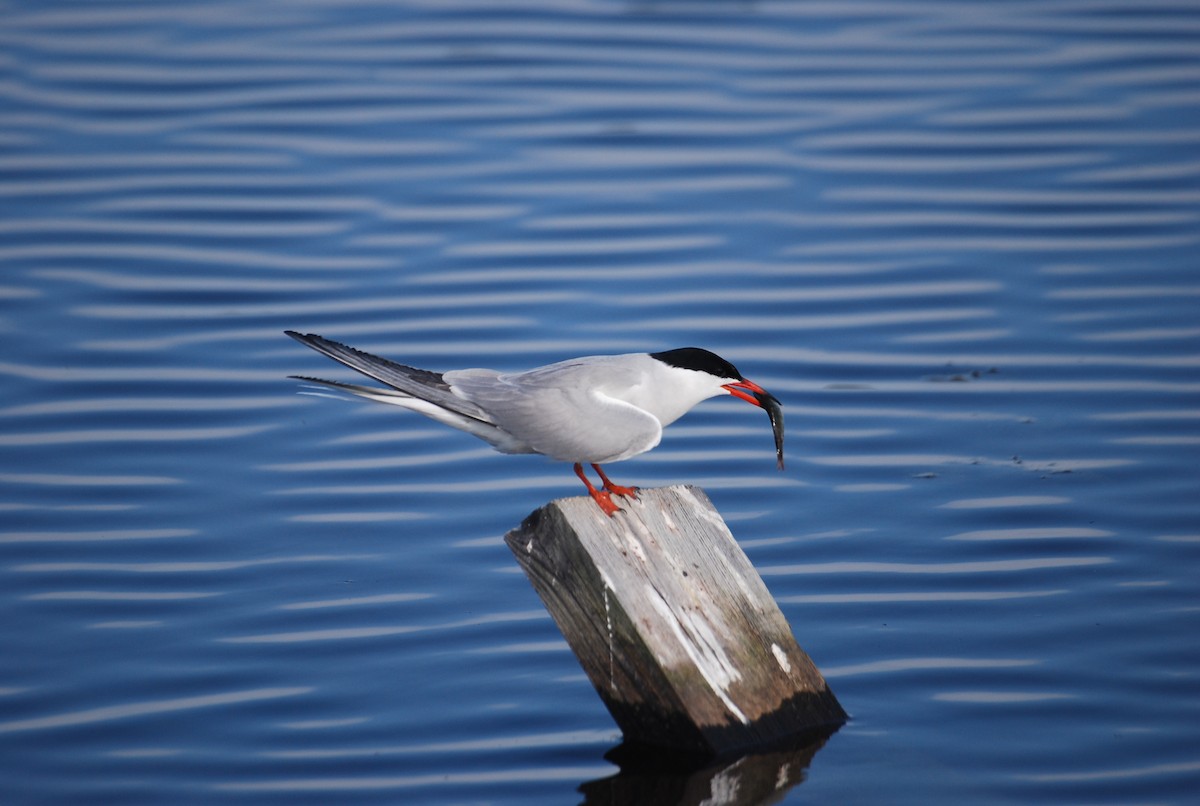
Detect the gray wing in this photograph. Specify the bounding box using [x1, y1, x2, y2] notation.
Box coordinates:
[445, 358, 662, 464]
[285, 331, 492, 424]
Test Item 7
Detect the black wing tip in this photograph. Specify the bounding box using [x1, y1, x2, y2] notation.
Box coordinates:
[286, 330, 374, 357]
[285, 330, 326, 345]
[285, 330, 366, 359]
[285, 331, 452, 394]
[284, 330, 326, 350]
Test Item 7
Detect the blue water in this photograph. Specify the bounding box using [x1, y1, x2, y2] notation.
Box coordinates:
[2, 1, 1199, 803]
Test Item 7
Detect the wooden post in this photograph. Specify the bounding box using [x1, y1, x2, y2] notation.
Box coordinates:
[505, 485, 845, 757]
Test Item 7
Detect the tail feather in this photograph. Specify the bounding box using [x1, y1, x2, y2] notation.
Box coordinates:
[291, 373, 533, 454]
[285, 332, 537, 455]
[290, 375, 415, 405]
[285, 331, 491, 424]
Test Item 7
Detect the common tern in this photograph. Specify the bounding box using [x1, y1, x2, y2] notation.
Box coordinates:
[285, 331, 784, 516]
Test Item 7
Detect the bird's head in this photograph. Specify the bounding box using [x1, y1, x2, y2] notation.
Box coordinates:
[650, 348, 785, 470]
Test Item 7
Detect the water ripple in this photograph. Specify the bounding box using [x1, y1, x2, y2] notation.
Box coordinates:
[33, 267, 340, 293]
[446, 234, 722, 258]
[25, 590, 221, 602]
[0, 396, 297, 417]
[278, 593, 432, 611]
[0, 529, 194, 544]
[824, 657, 1037, 678]
[0, 425, 272, 446]
[222, 610, 547, 645]
[1018, 760, 1200, 784]
[782, 590, 1068, 604]
[0, 688, 311, 735]
[939, 496, 1071, 509]
[262, 729, 617, 760]
[3, 1, 1199, 802]
[761, 557, 1113, 576]
[0, 472, 180, 487]
[14, 555, 374, 575]
[945, 527, 1113, 541]
[617, 281, 1002, 305]
[933, 691, 1074, 704]
[214, 766, 613, 794]
[70, 291, 579, 320]
[1, 243, 388, 271]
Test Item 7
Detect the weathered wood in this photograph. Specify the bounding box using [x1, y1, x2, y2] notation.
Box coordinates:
[505, 484, 845, 757]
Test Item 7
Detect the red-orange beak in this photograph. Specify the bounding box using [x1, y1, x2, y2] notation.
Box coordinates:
[722, 380, 785, 470]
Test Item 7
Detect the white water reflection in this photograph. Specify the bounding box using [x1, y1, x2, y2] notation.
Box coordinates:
[222, 609, 547, 645]
[945, 527, 1112, 541]
[214, 766, 614, 794]
[0, 396, 301, 417]
[762, 557, 1112, 576]
[0, 529, 194, 544]
[286, 511, 429, 524]
[824, 657, 1037, 678]
[781, 590, 1067, 604]
[0, 688, 312, 734]
[620, 281, 1002, 305]
[1018, 759, 1200, 783]
[266, 447, 496, 473]
[26, 590, 221, 602]
[279, 592, 432, 610]
[15, 555, 374, 575]
[933, 691, 1074, 704]
[939, 496, 1071, 509]
[263, 728, 618, 760]
[32, 267, 342, 292]
[0, 472, 180, 486]
[0, 425, 271, 446]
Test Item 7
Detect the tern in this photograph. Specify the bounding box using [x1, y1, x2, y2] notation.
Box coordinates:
[285, 331, 785, 516]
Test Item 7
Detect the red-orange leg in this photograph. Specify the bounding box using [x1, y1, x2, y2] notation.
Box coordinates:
[574, 462, 621, 516]
[592, 464, 639, 499]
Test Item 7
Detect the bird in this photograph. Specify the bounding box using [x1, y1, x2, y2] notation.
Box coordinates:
[285, 331, 784, 516]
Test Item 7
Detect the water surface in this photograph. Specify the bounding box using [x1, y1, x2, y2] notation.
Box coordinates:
[2, 1, 1199, 803]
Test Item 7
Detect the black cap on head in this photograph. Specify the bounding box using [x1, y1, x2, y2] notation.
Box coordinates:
[650, 347, 743, 381]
